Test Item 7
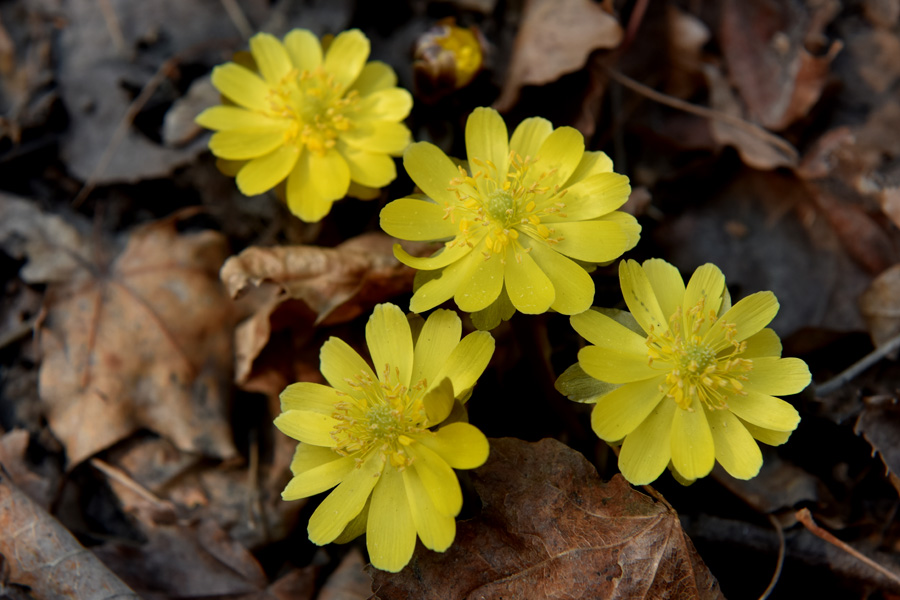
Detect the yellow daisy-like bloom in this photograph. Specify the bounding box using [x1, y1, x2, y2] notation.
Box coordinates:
[563, 259, 811, 485]
[380, 107, 639, 328]
[274, 303, 494, 572]
[196, 29, 412, 222]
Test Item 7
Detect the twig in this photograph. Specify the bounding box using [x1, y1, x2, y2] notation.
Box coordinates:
[815, 330, 900, 396]
[98, 0, 127, 57]
[71, 56, 180, 208]
[89, 458, 169, 507]
[603, 67, 798, 162]
[796, 507, 900, 588]
[621, 0, 650, 52]
[219, 0, 254, 39]
[758, 514, 785, 600]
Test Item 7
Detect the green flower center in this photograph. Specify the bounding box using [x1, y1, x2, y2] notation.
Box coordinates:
[444, 152, 568, 262]
[266, 68, 359, 155]
[646, 297, 752, 411]
[330, 365, 428, 469]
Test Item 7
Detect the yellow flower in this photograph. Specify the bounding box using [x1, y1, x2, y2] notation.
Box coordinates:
[380, 107, 639, 329]
[196, 29, 412, 222]
[274, 303, 494, 572]
[562, 259, 811, 485]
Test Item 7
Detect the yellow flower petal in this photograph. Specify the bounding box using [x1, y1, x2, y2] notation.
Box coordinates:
[283, 28, 322, 72]
[310, 149, 351, 202]
[341, 121, 411, 154]
[705, 291, 779, 351]
[347, 181, 381, 200]
[641, 259, 685, 322]
[290, 442, 342, 474]
[526, 239, 594, 315]
[319, 336, 377, 394]
[432, 331, 495, 399]
[552, 220, 640, 263]
[415, 422, 489, 469]
[422, 378, 455, 425]
[280, 381, 342, 413]
[209, 130, 285, 160]
[529, 126, 584, 190]
[509, 117, 553, 160]
[547, 172, 630, 221]
[404, 142, 471, 205]
[412, 309, 462, 386]
[236, 145, 300, 195]
[465, 107, 509, 193]
[570, 309, 640, 348]
[249, 32, 293, 87]
[579, 343, 656, 384]
[600, 211, 642, 249]
[590, 376, 667, 441]
[618, 399, 676, 485]
[455, 254, 503, 312]
[286, 151, 334, 222]
[670, 397, 715, 480]
[707, 409, 762, 480]
[407, 444, 462, 517]
[564, 150, 614, 185]
[195, 106, 287, 132]
[744, 357, 811, 396]
[210, 62, 270, 111]
[349, 60, 398, 95]
[367, 466, 417, 573]
[354, 88, 414, 122]
[366, 303, 414, 388]
[409, 250, 482, 313]
[274, 410, 340, 446]
[340, 144, 396, 188]
[619, 259, 668, 335]
[308, 451, 383, 544]
[283, 452, 355, 500]
[681, 264, 726, 336]
[323, 29, 370, 90]
[381, 198, 459, 241]
[334, 496, 369, 544]
[394, 242, 473, 270]
[742, 328, 783, 358]
[403, 466, 456, 552]
[740, 419, 793, 446]
[727, 390, 800, 431]
[504, 246, 554, 314]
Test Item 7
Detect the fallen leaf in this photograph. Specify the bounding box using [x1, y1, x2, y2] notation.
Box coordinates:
[712, 454, 822, 514]
[0, 195, 238, 467]
[373, 438, 724, 600]
[854, 396, 900, 496]
[318, 549, 372, 600]
[860, 264, 900, 347]
[0, 472, 139, 598]
[720, 0, 840, 130]
[0, 429, 56, 509]
[494, 0, 622, 112]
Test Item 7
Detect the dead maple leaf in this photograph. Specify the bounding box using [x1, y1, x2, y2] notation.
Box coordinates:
[0, 472, 139, 598]
[494, 0, 622, 112]
[0, 194, 237, 467]
[372, 438, 724, 600]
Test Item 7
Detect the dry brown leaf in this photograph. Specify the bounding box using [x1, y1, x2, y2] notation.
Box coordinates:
[720, 0, 840, 130]
[0, 196, 239, 467]
[0, 472, 139, 598]
[494, 0, 622, 112]
[317, 549, 372, 600]
[854, 396, 900, 496]
[860, 264, 900, 347]
[0, 429, 56, 510]
[373, 438, 724, 600]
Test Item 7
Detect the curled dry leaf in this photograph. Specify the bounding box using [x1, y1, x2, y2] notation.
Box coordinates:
[373, 438, 724, 600]
[0, 195, 237, 467]
[222, 233, 423, 395]
[0, 473, 139, 599]
[494, 0, 622, 111]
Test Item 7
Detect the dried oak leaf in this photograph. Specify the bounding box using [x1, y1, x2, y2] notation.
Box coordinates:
[0, 472, 139, 599]
[494, 0, 622, 112]
[0, 195, 237, 467]
[373, 438, 724, 600]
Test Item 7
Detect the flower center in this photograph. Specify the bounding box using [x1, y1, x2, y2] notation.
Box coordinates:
[646, 298, 752, 411]
[330, 364, 428, 469]
[444, 151, 568, 263]
[265, 67, 359, 155]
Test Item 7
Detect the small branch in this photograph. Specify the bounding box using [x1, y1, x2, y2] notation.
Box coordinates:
[219, 0, 254, 39]
[796, 508, 900, 588]
[758, 514, 785, 600]
[603, 67, 798, 162]
[815, 331, 900, 396]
